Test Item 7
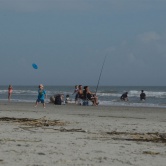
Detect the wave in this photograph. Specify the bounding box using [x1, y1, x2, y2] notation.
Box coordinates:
[0, 90, 37, 95]
[128, 90, 166, 98]
[98, 100, 166, 108]
[1, 88, 166, 99]
[0, 90, 71, 96]
[97, 90, 166, 98]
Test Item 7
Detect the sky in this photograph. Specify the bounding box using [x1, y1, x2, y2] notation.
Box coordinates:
[0, 0, 166, 86]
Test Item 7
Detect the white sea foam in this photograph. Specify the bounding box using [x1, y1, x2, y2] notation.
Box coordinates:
[0, 90, 37, 95]
[129, 90, 166, 98]
[1, 88, 165, 98]
[98, 100, 166, 108]
[0, 90, 8, 94]
[97, 92, 122, 97]
[97, 90, 166, 98]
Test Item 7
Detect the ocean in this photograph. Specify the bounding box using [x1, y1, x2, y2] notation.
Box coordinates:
[1, 86, 166, 108]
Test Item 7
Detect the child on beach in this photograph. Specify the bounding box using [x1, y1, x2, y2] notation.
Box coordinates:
[8, 85, 13, 102]
[35, 84, 47, 108]
[65, 94, 71, 104]
[72, 85, 79, 104]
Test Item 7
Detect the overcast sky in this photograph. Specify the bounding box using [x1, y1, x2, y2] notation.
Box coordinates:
[0, 0, 166, 86]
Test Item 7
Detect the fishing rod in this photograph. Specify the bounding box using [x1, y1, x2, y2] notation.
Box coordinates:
[95, 55, 107, 95]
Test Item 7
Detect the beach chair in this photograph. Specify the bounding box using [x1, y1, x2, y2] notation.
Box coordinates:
[77, 93, 89, 106]
[82, 98, 89, 106]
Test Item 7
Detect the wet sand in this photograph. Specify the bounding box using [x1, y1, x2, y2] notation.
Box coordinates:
[0, 102, 166, 166]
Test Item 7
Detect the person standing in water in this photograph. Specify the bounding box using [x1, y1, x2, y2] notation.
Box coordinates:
[8, 85, 13, 102]
[35, 84, 47, 108]
[140, 90, 146, 101]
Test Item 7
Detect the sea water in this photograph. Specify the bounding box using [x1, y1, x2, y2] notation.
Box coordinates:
[1, 86, 166, 108]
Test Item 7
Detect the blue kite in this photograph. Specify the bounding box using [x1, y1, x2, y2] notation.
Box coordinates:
[32, 63, 38, 69]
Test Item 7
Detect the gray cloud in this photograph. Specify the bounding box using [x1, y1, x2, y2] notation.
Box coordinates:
[103, 31, 166, 68]
[0, 0, 93, 12]
[1, 0, 166, 85]
[137, 32, 161, 43]
[1, 0, 166, 13]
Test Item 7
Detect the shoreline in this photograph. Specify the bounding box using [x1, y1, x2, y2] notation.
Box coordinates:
[0, 102, 166, 165]
[1, 99, 166, 109]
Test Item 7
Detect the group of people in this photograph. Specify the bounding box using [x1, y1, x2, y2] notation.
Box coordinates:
[35, 84, 99, 108]
[72, 85, 99, 106]
[7, 84, 147, 107]
[120, 90, 146, 101]
[35, 86, 147, 107]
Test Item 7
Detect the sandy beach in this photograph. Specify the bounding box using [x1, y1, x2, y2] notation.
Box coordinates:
[0, 102, 166, 166]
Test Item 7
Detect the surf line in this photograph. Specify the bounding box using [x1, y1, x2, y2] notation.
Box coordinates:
[95, 55, 107, 95]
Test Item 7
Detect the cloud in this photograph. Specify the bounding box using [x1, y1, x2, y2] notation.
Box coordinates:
[127, 53, 136, 63]
[1, 0, 166, 13]
[111, 0, 166, 10]
[136, 31, 166, 57]
[0, 0, 93, 12]
[102, 30, 166, 72]
[137, 32, 161, 43]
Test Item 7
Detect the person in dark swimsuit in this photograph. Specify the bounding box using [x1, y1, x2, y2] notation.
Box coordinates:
[120, 92, 128, 101]
[140, 90, 146, 101]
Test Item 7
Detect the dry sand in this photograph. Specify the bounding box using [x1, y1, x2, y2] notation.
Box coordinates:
[0, 102, 166, 166]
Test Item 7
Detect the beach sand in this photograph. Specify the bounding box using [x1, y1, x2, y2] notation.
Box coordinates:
[0, 102, 166, 166]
